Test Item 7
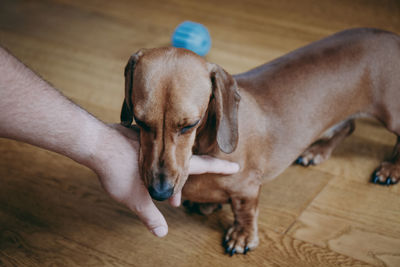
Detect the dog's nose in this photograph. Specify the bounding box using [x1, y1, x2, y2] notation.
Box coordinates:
[148, 181, 174, 201]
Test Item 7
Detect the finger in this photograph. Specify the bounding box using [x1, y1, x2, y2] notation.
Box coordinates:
[169, 190, 182, 207]
[189, 155, 240, 175]
[125, 183, 168, 237]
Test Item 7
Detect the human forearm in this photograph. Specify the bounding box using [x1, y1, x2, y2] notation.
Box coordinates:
[0, 46, 104, 165]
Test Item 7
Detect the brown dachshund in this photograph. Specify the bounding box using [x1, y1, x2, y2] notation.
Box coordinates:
[121, 28, 400, 255]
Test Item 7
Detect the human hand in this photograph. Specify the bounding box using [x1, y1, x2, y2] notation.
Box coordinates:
[91, 124, 239, 237]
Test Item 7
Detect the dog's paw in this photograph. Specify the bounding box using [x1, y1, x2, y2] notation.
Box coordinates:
[371, 162, 400, 186]
[295, 142, 333, 167]
[183, 201, 222, 215]
[223, 224, 259, 256]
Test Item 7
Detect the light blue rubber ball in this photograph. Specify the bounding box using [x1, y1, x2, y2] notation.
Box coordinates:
[172, 21, 212, 57]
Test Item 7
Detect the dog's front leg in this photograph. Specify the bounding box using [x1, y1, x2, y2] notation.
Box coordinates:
[224, 188, 260, 256]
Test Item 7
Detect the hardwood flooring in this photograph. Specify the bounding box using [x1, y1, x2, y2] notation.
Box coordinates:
[0, 0, 399, 266]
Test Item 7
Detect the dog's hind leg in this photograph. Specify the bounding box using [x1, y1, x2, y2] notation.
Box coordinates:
[295, 119, 355, 166]
[372, 135, 400, 186]
[371, 99, 400, 186]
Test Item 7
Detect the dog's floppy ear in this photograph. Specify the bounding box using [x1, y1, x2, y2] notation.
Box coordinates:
[120, 49, 145, 127]
[207, 63, 241, 154]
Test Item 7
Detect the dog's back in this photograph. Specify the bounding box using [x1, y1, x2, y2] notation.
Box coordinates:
[230, 29, 400, 176]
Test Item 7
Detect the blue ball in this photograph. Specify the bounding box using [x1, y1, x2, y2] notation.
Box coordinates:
[172, 21, 212, 57]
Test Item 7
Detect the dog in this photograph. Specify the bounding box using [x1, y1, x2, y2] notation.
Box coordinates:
[120, 28, 400, 255]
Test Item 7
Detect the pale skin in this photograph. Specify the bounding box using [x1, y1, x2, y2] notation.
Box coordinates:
[0, 46, 239, 237]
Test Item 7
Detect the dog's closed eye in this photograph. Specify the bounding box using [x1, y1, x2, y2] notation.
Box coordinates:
[134, 115, 151, 132]
[180, 120, 200, 134]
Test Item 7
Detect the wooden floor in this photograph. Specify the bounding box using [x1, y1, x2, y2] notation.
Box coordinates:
[1, 0, 400, 266]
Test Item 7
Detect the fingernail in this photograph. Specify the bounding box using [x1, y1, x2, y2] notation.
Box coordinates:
[171, 197, 181, 207]
[151, 226, 168, 237]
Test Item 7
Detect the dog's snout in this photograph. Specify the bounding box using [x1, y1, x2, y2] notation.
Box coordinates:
[148, 176, 174, 201]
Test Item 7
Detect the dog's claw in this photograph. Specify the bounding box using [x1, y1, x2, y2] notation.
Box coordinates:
[230, 248, 236, 256]
[244, 246, 250, 255]
[295, 157, 303, 165]
[224, 244, 237, 256]
[371, 172, 395, 186]
[372, 173, 380, 184]
[295, 156, 315, 166]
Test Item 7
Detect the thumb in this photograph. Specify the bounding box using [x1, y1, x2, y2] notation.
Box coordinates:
[189, 155, 240, 175]
[125, 183, 168, 237]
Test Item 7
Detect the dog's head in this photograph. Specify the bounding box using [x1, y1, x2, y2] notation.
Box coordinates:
[121, 47, 240, 201]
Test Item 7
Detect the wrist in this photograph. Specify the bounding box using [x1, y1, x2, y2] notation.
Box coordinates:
[85, 122, 137, 176]
[83, 123, 115, 174]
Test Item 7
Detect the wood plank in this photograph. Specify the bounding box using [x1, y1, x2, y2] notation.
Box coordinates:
[287, 177, 400, 266]
[258, 166, 332, 233]
[0, 210, 131, 266]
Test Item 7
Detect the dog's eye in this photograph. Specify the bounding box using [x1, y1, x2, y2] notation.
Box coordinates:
[134, 115, 150, 131]
[180, 120, 200, 134]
